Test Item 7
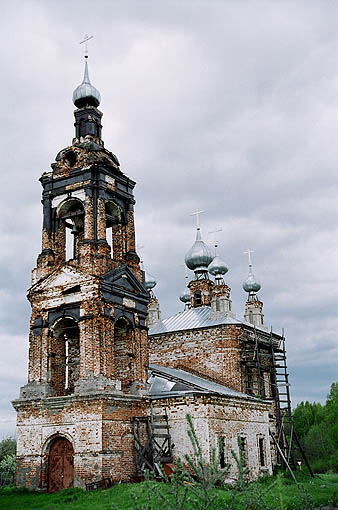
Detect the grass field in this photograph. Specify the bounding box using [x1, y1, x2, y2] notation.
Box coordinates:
[0, 472, 337, 509]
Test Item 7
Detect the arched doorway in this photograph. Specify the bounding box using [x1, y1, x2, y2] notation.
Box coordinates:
[48, 437, 74, 492]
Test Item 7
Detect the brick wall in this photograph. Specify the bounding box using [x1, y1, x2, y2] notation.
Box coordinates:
[152, 394, 273, 480]
[14, 395, 148, 490]
[149, 325, 243, 391]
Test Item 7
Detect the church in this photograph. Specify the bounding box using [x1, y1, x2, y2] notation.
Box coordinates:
[12, 58, 291, 491]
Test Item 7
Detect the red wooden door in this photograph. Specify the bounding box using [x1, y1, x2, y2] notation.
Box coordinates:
[48, 437, 74, 492]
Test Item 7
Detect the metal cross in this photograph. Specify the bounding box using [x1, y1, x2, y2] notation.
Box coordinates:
[208, 228, 222, 246]
[137, 244, 145, 267]
[80, 34, 94, 58]
[190, 209, 204, 229]
[179, 264, 189, 279]
[244, 249, 254, 267]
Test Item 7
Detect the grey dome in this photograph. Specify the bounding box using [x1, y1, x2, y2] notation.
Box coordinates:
[73, 61, 101, 108]
[208, 255, 228, 276]
[144, 271, 157, 290]
[185, 229, 214, 271]
[243, 270, 261, 293]
[179, 287, 191, 303]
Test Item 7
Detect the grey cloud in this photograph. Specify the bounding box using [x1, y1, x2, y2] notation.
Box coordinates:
[1, 0, 338, 436]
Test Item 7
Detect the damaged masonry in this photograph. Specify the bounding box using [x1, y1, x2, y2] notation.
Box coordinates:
[12, 59, 297, 492]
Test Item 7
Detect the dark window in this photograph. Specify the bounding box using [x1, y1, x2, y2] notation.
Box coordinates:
[238, 436, 247, 466]
[194, 291, 202, 306]
[219, 437, 226, 468]
[246, 369, 253, 394]
[258, 437, 265, 466]
[64, 150, 77, 167]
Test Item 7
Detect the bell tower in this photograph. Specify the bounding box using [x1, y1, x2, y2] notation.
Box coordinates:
[12, 58, 150, 491]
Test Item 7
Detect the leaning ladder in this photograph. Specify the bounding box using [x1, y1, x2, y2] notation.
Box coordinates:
[270, 330, 314, 477]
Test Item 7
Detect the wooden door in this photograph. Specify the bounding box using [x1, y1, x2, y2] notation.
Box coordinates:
[48, 437, 74, 492]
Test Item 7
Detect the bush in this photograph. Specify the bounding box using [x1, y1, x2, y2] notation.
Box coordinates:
[0, 455, 16, 486]
[0, 438, 16, 464]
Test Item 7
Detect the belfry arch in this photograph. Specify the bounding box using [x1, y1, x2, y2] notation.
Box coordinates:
[50, 317, 80, 396]
[57, 198, 85, 260]
[114, 316, 135, 388]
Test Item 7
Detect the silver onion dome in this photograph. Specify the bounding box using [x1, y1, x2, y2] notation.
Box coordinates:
[179, 286, 191, 303]
[243, 269, 261, 293]
[144, 271, 157, 291]
[185, 229, 214, 271]
[208, 255, 228, 277]
[73, 61, 101, 108]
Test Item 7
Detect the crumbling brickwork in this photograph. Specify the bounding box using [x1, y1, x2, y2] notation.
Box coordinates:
[149, 325, 243, 391]
[13, 93, 150, 490]
[14, 68, 283, 491]
[15, 395, 147, 490]
[152, 395, 273, 480]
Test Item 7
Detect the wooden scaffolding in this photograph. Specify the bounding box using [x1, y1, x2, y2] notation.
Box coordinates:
[240, 326, 313, 477]
[131, 407, 173, 477]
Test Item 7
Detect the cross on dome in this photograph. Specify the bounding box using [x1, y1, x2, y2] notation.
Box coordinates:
[244, 248, 254, 267]
[80, 34, 94, 59]
[243, 249, 261, 294]
[209, 228, 223, 255]
[190, 209, 204, 229]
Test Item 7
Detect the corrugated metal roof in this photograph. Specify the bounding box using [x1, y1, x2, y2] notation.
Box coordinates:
[149, 363, 259, 401]
[149, 306, 243, 335]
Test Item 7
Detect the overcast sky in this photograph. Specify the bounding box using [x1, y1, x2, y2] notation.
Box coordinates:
[1, 0, 338, 438]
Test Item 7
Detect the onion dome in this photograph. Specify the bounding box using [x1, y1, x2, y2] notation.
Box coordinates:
[73, 61, 101, 108]
[179, 286, 191, 303]
[185, 229, 214, 272]
[243, 268, 261, 293]
[208, 255, 229, 277]
[144, 271, 157, 291]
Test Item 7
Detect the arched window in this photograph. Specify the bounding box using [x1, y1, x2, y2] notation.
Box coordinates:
[50, 317, 80, 395]
[105, 201, 123, 257]
[58, 199, 85, 261]
[114, 317, 134, 388]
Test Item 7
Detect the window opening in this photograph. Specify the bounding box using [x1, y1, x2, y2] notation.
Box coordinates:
[238, 436, 247, 466]
[107, 226, 113, 256]
[246, 369, 253, 394]
[258, 437, 265, 466]
[58, 199, 84, 262]
[219, 437, 226, 468]
[194, 291, 202, 306]
[114, 317, 134, 389]
[50, 318, 80, 396]
[65, 223, 74, 261]
[65, 335, 69, 390]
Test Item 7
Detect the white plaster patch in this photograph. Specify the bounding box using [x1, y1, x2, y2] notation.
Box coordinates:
[52, 190, 85, 212]
[123, 298, 136, 309]
[105, 175, 115, 186]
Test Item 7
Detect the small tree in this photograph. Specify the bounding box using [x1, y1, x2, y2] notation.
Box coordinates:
[0, 454, 16, 485]
[113, 413, 231, 510]
[0, 437, 16, 464]
[230, 437, 249, 492]
[180, 413, 231, 510]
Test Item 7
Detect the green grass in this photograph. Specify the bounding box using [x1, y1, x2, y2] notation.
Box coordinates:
[0, 472, 337, 510]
